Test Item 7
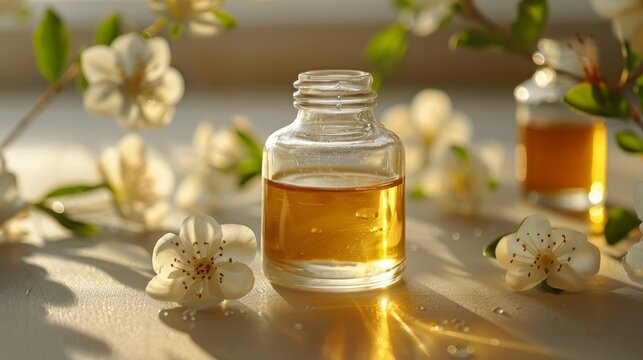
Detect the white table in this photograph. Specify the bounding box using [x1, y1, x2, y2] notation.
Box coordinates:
[0, 87, 641, 359]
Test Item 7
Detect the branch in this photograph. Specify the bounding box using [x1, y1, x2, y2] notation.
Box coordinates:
[0, 63, 79, 151]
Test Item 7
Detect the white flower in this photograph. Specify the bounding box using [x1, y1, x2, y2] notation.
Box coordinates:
[381, 88, 471, 174]
[81, 33, 184, 131]
[0, 157, 27, 242]
[99, 134, 174, 228]
[148, 0, 225, 36]
[175, 117, 250, 211]
[591, 0, 643, 54]
[399, 0, 456, 37]
[623, 181, 643, 282]
[419, 143, 500, 215]
[146, 213, 256, 309]
[496, 214, 601, 292]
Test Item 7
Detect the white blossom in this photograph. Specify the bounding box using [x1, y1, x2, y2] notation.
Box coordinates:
[623, 181, 643, 282]
[591, 0, 643, 54]
[0, 157, 27, 242]
[175, 117, 251, 211]
[381, 88, 471, 175]
[496, 214, 600, 292]
[148, 0, 225, 36]
[419, 143, 501, 215]
[99, 134, 174, 228]
[398, 0, 456, 37]
[81, 33, 184, 131]
[146, 213, 256, 309]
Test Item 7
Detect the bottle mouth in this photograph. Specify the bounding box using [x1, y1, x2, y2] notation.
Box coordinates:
[293, 69, 377, 111]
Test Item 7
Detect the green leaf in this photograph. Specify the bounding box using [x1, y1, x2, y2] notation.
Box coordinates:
[563, 83, 630, 119]
[76, 68, 89, 92]
[624, 40, 642, 71]
[33, 203, 100, 237]
[169, 23, 182, 39]
[366, 23, 408, 75]
[410, 184, 427, 199]
[236, 159, 262, 187]
[41, 183, 111, 200]
[487, 179, 499, 192]
[33, 9, 71, 84]
[95, 12, 121, 45]
[450, 144, 469, 163]
[616, 130, 643, 153]
[393, 0, 413, 10]
[449, 28, 507, 51]
[604, 207, 640, 245]
[483, 234, 509, 259]
[511, 0, 548, 50]
[214, 9, 238, 30]
[235, 129, 263, 161]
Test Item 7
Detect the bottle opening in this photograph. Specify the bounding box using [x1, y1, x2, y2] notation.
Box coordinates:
[293, 69, 377, 111]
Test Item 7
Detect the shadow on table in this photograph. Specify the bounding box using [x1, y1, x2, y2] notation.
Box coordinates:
[160, 279, 555, 360]
[0, 243, 111, 359]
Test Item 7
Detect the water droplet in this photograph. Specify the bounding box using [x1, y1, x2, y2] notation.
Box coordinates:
[190, 316, 196, 321]
[163, 311, 169, 317]
[492, 307, 506, 315]
[473, 228, 482, 237]
[490, 338, 500, 346]
[416, 305, 426, 311]
[451, 233, 461, 241]
[447, 345, 475, 358]
[461, 326, 470, 333]
[25, 288, 32, 296]
[355, 208, 378, 220]
[294, 323, 304, 331]
[336, 103, 342, 110]
[182, 315, 188, 321]
[52, 201, 65, 214]
[409, 244, 419, 252]
[432, 325, 444, 332]
[310, 227, 322, 234]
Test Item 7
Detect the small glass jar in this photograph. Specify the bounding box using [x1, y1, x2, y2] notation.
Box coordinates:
[515, 39, 607, 219]
[262, 70, 405, 292]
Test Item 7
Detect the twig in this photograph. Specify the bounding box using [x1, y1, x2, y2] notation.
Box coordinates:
[0, 63, 79, 151]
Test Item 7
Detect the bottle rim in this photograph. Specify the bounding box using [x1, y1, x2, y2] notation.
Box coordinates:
[293, 69, 377, 112]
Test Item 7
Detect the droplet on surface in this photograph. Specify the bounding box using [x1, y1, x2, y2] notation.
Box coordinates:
[416, 305, 426, 311]
[25, 288, 32, 296]
[355, 208, 378, 220]
[451, 233, 461, 241]
[492, 307, 506, 315]
[432, 325, 444, 332]
[447, 345, 475, 358]
[163, 311, 169, 317]
[294, 323, 304, 331]
[182, 315, 188, 321]
[190, 316, 196, 321]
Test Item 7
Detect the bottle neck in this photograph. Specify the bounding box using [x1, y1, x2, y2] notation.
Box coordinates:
[293, 70, 377, 114]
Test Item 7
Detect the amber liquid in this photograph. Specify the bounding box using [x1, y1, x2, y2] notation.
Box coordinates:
[263, 172, 405, 276]
[518, 120, 606, 195]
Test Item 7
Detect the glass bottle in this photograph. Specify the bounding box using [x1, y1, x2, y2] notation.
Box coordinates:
[514, 39, 607, 224]
[262, 70, 405, 292]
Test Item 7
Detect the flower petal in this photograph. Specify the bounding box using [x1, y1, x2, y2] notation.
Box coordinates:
[381, 105, 414, 141]
[215, 262, 255, 300]
[552, 228, 600, 279]
[139, 97, 175, 128]
[623, 240, 643, 282]
[98, 147, 124, 192]
[188, 13, 220, 37]
[152, 233, 185, 274]
[146, 273, 188, 302]
[505, 268, 547, 291]
[410, 89, 452, 142]
[155, 68, 185, 105]
[83, 83, 124, 117]
[546, 264, 584, 292]
[220, 224, 257, 265]
[144, 37, 171, 82]
[180, 214, 223, 258]
[496, 233, 534, 270]
[111, 33, 150, 78]
[118, 100, 144, 131]
[81, 46, 121, 84]
[516, 214, 552, 253]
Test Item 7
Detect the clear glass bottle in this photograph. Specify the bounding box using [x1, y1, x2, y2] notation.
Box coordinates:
[262, 70, 405, 292]
[515, 39, 607, 221]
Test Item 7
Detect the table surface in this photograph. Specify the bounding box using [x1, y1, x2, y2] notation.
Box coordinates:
[0, 87, 642, 360]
